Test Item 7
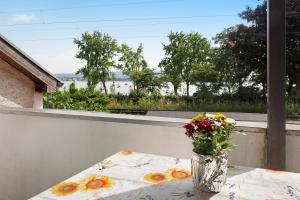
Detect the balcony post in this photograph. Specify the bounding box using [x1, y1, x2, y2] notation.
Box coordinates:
[267, 0, 286, 170]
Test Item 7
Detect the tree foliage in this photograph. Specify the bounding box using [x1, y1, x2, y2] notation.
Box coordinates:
[74, 31, 118, 94]
[159, 32, 185, 95]
[160, 32, 213, 96]
[118, 44, 148, 91]
[214, 0, 300, 96]
[135, 68, 163, 94]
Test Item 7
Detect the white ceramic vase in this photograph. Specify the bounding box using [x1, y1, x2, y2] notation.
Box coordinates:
[191, 152, 228, 193]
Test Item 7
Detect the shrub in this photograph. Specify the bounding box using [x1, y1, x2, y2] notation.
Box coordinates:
[128, 90, 148, 103]
[44, 85, 109, 111]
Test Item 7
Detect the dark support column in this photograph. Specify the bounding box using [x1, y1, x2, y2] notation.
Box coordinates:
[267, 0, 286, 170]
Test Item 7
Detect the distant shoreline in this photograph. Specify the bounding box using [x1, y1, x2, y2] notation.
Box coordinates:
[59, 80, 198, 96]
[54, 72, 131, 82]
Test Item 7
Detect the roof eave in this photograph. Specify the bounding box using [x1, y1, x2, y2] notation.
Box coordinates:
[0, 33, 63, 87]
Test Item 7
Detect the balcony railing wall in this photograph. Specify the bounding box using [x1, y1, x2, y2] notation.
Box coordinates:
[0, 108, 299, 200]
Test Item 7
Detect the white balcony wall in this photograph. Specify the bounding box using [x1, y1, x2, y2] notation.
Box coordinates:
[0, 108, 299, 200]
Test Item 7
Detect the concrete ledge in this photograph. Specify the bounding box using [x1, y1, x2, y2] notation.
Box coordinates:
[0, 106, 299, 199]
[0, 107, 188, 127]
[0, 107, 299, 134]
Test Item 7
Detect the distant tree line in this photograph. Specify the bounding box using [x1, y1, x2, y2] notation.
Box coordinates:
[73, 0, 300, 100]
[74, 32, 161, 95]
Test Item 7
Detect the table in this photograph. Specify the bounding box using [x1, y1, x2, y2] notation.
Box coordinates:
[30, 151, 300, 200]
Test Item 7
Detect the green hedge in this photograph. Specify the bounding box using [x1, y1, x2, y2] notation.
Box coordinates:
[44, 84, 300, 116]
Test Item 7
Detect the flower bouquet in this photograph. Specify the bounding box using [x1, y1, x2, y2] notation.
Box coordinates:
[183, 113, 236, 192]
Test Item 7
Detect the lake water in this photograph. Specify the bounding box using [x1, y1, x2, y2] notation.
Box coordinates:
[61, 81, 198, 95]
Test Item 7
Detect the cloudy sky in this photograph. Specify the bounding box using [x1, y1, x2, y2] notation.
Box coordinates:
[0, 0, 260, 74]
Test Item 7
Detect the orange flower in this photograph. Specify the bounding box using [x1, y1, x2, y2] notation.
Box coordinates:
[79, 176, 113, 191]
[167, 168, 191, 180]
[51, 182, 78, 196]
[144, 172, 171, 184]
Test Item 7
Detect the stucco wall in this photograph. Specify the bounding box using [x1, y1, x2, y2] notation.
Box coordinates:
[0, 109, 299, 199]
[0, 58, 36, 108]
[33, 91, 44, 109]
[0, 110, 267, 200]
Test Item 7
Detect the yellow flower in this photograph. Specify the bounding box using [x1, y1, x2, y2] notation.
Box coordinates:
[144, 172, 171, 184]
[215, 113, 226, 120]
[190, 114, 204, 123]
[79, 176, 113, 191]
[51, 182, 79, 196]
[167, 168, 191, 180]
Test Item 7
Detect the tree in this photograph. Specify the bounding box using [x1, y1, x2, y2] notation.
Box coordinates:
[118, 44, 148, 92]
[183, 33, 212, 97]
[214, 24, 266, 94]
[159, 59, 182, 96]
[212, 41, 251, 95]
[190, 61, 220, 102]
[286, 0, 300, 95]
[191, 62, 219, 92]
[74, 31, 118, 94]
[134, 68, 162, 94]
[160, 32, 212, 97]
[214, 0, 300, 96]
[159, 32, 185, 95]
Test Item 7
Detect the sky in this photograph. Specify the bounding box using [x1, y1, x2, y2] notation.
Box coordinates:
[0, 0, 260, 74]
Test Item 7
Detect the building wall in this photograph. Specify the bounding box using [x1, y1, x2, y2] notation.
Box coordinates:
[0, 58, 40, 108]
[0, 110, 270, 200]
[0, 109, 299, 199]
[33, 91, 44, 109]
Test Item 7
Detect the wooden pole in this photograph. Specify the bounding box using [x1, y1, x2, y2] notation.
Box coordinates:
[267, 0, 286, 170]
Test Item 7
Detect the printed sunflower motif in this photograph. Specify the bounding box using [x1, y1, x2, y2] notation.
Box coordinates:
[167, 168, 191, 180]
[118, 150, 133, 156]
[264, 169, 286, 174]
[144, 172, 171, 184]
[79, 176, 113, 191]
[51, 182, 79, 196]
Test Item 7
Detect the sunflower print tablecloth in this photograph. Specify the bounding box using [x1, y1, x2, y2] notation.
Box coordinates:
[30, 151, 300, 200]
